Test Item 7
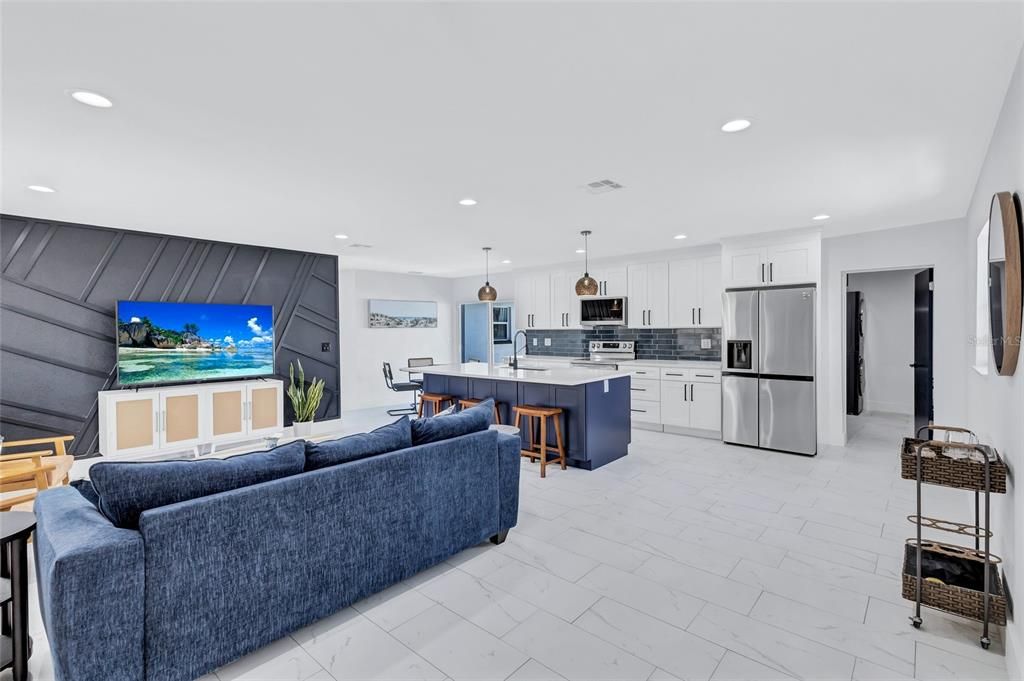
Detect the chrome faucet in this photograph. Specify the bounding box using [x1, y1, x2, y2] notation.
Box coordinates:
[511, 330, 528, 370]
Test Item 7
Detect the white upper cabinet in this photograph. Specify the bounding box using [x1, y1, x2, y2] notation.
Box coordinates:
[722, 238, 819, 289]
[669, 255, 722, 328]
[627, 262, 669, 327]
[589, 265, 627, 297]
[515, 273, 552, 329]
[765, 241, 816, 285]
[549, 270, 580, 329]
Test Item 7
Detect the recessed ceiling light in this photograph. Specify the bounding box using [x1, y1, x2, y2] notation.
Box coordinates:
[721, 119, 751, 133]
[70, 90, 113, 108]
[458, 198, 477, 206]
[334, 233, 349, 239]
[27, 185, 56, 193]
[501, 259, 512, 264]
[575, 249, 586, 254]
[674, 234, 687, 240]
[812, 214, 830, 221]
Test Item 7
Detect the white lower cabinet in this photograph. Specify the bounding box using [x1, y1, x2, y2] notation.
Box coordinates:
[628, 365, 721, 437]
[99, 379, 284, 458]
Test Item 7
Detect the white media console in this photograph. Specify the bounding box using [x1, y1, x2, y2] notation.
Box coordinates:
[98, 379, 284, 458]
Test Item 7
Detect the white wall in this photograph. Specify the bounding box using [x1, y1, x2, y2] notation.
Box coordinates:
[820, 218, 968, 445]
[964, 46, 1024, 679]
[847, 270, 916, 415]
[339, 269, 455, 410]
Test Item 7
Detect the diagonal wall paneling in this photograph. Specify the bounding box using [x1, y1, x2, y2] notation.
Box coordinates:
[0, 214, 340, 457]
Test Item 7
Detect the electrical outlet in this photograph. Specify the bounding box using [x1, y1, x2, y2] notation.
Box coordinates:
[701, 338, 712, 349]
[321, 342, 331, 352]
[532, 337, 537, 346]
[544, 338, 551, 346]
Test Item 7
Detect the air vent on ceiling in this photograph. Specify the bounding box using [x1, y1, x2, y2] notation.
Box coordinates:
[584, 179, 624, 194]
[347, 243, 373, 249]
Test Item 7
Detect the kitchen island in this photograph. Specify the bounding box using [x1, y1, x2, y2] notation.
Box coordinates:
[420, 362, 631, 470]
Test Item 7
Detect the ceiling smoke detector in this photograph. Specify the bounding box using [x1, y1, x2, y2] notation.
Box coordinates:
[584, 179, 624, 195]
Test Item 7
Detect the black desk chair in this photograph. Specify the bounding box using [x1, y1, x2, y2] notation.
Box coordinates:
[383, 362, 420, 416]
[406, 357, 434, 386]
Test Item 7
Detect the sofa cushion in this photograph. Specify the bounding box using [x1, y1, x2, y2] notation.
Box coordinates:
[411, 398, 494, 445]
[89, 440, 306, 529]
[70, 478, 100, 507]
[304, 416, 412, 471]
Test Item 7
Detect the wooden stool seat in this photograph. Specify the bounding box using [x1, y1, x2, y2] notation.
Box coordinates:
[458, 398, 502, 424]
[418, 393, 454, 418]
[513, 404, 566, 478]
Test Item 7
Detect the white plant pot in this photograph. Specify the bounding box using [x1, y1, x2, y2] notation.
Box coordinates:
[292, 421, 314, 437]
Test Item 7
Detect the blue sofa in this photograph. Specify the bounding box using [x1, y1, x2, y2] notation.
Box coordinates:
[33, 419, 520, 681]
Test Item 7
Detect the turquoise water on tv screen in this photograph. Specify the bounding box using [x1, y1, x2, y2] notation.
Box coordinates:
[116, 301, 275, 385]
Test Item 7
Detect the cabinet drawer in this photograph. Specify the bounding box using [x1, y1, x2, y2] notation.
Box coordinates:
[630, 401, 661, 423]
[627, 366, 659, 379]
[629, 378, 661, 397]
[660, 369, 689, 382]
[690, 369, 721, 384]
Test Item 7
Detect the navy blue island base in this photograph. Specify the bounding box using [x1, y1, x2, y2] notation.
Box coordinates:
[422, 372, 631, 470]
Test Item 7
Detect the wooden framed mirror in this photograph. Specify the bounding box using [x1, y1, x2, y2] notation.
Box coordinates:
[988, 191, 1023, 375]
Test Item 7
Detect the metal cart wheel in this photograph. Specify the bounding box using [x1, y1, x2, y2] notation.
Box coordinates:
[981, 637, 991, 650]
[910, 616, 922, 629]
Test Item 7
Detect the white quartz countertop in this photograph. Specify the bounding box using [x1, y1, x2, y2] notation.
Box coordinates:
[511, 355, 721, 369]
[421, 362, 630, 386]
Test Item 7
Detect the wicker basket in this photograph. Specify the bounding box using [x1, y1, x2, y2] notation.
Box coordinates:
[902, 541, 1006, 625]
[900, 438, 1006, 493]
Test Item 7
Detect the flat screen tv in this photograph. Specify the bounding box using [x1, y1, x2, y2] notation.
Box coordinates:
[116, 301, 275, 386]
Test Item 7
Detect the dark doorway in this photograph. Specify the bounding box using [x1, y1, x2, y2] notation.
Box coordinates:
[912, 268, 934, 436]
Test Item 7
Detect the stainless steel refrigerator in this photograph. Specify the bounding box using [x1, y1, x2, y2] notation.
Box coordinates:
[722, 286, 816, 456]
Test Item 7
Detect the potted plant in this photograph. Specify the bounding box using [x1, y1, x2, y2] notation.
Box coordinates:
[287, 360, 324, 437]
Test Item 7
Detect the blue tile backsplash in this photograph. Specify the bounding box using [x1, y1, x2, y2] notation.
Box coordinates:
[525, 327, 721, 361]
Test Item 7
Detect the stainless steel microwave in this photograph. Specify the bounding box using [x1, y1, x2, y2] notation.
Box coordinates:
[580, 297, 628, 326]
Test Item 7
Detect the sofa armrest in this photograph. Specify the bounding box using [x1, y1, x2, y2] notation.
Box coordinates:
[33, 487, 145, 681]
[496, 432, 521, 531]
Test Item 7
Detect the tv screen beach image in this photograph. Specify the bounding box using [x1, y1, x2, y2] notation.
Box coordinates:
[117, 301, 275, 385]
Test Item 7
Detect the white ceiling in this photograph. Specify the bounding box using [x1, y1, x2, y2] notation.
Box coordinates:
[2, 1, 1022, 277]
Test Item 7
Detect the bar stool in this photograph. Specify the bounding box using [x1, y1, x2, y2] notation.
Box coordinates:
[458, 398, 502, 424]
[418, 393, 454, 418]
[513, 405, 566, 478]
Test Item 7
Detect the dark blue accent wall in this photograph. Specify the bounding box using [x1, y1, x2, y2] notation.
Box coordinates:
[0, 213, 340, 456]
[525, 327, 721, 361]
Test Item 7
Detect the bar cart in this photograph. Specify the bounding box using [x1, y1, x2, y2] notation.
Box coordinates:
[900, 425, 1007, 650]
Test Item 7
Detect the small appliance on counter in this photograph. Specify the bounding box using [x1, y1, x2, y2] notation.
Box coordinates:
[570, 341, 636, 369]
[722, 286, 816, 456]
[580, 297, 628, 326]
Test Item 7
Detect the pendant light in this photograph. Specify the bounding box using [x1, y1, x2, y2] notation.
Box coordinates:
[477, 247, 497, 301]
[574, 230, 599, 296]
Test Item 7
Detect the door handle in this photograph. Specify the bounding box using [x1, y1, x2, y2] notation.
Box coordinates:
[683, 385, 688, 401]
[769, 262, 774, 282]
[698, 308, 702, 324]
[761, 263, 765, 283]
[692, 308, 695, 325]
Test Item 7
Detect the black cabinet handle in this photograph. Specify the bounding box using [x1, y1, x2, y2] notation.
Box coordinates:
[665, 372, 683, 376]
[630, 387, 645, 392]
[695, 374, 714, 378]
[691, 308, 695, 325]
[769, 262, 774, 282]
[630, 408, 645, 413]
[683, 385, 688, 401]
[761, 263, 765, 283]
[698, 308, 702, 324]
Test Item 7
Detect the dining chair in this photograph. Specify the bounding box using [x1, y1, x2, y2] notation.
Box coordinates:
[383, 362, 421, 416]
[406, 357, 434, 386]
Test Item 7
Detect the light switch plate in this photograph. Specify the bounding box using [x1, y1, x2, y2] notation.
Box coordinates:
[701, 338, 712, 349]
[544, 338, 551, 346]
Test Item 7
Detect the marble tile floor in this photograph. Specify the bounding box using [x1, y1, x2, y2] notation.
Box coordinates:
[6, 410, 1010, 681]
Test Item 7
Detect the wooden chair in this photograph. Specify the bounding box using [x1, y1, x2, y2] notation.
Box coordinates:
[458, 398, 502, 425]
[513, 405, 566, 478]
[1, 435, 75, 487]
[0, 451, 56, 512]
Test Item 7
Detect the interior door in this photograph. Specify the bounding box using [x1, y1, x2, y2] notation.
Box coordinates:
[912, 268, 934, 436]
[461, 302, 492, 363]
